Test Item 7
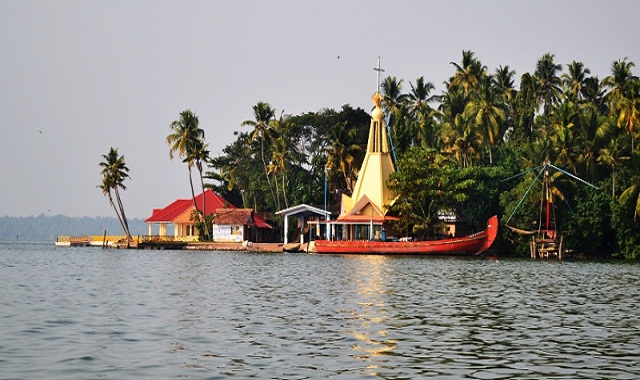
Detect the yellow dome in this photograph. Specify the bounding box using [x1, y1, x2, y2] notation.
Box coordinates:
[372, 106, 383, 121]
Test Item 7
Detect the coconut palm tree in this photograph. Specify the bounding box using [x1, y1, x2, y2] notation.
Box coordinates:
[269, 112, 301, 210]
[99, 147, 132, 241]
[269, 139, 288, 209]
[450, 50, 487, 97]
[604, 58, 637, 108]
[493, 65, 517, 131]
[98, 176, 129, 240]
[511, 72, 537, 142]
[242, 102, 277, 207]
[615, 84, 640, 151]
[619, 174, 640, 221]
[446, 113, 482, 168]
[562, 61, 591, 103]
[598, 136, 630, 197]
[167, 109, 209, 238]
[576, 106, 611, 182]
[549, 100, 579, 173]
[493, 65, 517, 102]
[407, 77, 438, 147]
[325, 121, 361, 192]
[581, 76, 608, 115]
[464, 76, 506, 163]
[381, 76, 408, 150]
[534, 53, 563, 116]
[407, 76, 436, 111]
[186, 138, 211, 239]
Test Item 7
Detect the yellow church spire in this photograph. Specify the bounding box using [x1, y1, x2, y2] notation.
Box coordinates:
[338, 58, 396, 220]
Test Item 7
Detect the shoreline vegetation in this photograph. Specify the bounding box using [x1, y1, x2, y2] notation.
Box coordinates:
[42, 51, 640, 258]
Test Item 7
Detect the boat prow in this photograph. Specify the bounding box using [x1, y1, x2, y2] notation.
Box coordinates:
[475, 215, 499, 255]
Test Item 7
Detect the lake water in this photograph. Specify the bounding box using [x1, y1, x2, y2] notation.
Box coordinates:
[1, 242, 639, 379]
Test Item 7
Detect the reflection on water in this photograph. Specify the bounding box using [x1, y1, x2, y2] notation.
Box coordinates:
[1, 243, 640, 379]
[349, 255, 397, 375]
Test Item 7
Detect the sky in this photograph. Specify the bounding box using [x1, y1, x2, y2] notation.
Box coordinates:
[1, 0, 639, 218]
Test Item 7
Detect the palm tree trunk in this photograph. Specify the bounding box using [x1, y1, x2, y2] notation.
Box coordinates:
[113, 188, 132, 240]
[342, 167, 352, 192]
[612, 167, 616, 198]
[273, 172, 281, 210]
[108, 191, 128, 239]
[198, 163, 210, 240]
[187, 165, 201, 239]
[260, 140, 278, 208]
[282, 173, 288, 209]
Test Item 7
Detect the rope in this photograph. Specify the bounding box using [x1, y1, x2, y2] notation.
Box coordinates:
[505, 166, 545, 225]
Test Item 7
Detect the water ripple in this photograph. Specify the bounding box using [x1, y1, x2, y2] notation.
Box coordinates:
[1, 244, 640, 379]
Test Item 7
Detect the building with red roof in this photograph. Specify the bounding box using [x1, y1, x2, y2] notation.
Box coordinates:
[145, 189, 272, 242]
[212, 208, 272, 242]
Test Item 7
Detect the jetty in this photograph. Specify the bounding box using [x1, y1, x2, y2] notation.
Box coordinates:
[56, 234, 285, 252]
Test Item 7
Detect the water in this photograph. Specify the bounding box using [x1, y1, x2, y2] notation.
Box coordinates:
[1, 242, 639, 379]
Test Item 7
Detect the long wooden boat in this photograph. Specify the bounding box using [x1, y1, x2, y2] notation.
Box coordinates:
[310, 215, 498, 255]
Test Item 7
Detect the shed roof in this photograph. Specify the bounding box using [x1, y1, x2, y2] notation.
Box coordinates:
[274, 203, 331, 218]
[214, 208, 273, 229]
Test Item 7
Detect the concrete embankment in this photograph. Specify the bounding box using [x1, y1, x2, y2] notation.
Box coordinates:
[185, 242, 285, 253]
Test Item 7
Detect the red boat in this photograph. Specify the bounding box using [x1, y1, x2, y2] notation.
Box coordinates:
[310, 215, 498, 255]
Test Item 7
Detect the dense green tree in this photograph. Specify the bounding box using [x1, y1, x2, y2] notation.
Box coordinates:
[619, 173, 640, 221]
[207, 132, 253, 208]
[242, 102, 277, 206]
[598, 135, 630, 197]
[387, 147, 471, 238]
[511, 73, 537, 142]
[604, 59, 640, 151]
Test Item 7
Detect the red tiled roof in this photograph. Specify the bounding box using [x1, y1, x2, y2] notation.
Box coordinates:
[253, 214, 273, 229]
[213, 208, 273, 229]
[144, 199, 191, 223]
[145, 190, 235, 223]
[214, 208, 253, 225]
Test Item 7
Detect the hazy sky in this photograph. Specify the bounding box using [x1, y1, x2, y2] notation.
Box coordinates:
[1, 1, 638, 218]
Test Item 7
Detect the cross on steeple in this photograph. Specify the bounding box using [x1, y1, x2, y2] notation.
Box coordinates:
[373, 57, 385, 93]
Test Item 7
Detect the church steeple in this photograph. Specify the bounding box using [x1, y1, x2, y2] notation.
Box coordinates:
[338, 59, 396, 220]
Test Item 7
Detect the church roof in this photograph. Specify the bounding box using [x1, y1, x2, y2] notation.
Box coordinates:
[344, 195, 384, 217]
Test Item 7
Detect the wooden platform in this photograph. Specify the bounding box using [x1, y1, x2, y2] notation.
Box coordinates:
[530, 236, 565, 259]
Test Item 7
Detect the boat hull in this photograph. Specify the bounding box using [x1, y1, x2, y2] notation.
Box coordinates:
[312, 215, 498, 255]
